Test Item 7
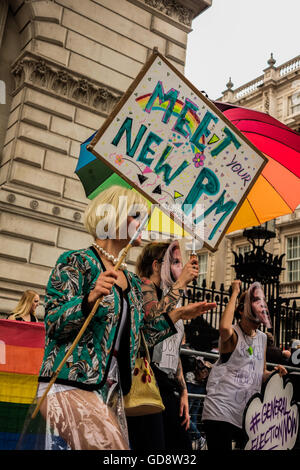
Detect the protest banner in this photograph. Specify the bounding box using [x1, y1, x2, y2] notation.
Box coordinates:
[0, 319, 45, 449]
[89, 50, 267, 251]
[243, 372, 299, 450]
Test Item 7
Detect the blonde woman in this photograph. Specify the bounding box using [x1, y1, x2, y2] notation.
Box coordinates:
[33, 186, 216, 451]
[8, 290, 40, 322]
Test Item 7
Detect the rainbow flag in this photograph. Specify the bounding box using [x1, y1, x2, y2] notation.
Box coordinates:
[0, 319, 45, 450]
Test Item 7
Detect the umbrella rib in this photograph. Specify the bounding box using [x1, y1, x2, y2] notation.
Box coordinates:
[227, 114, 299, 134]
[260, 174, 295, 212]
[232, 116, 290, 127]
[263, 155, 300, 180]
[238, 128, 300, 153]
[246, 197, 261, 226]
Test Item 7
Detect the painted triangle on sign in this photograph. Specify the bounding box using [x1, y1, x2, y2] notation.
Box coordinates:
[174, 191, 184, 199]
[143, 166, 153, 174]
[208, 134, 220, 145]
[152, 185, 162, 195]
[137, 174, 148, 184]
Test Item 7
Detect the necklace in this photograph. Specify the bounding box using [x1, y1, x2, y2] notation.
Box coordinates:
[92, 243, 127, 270]
[239, 322, 256, 356]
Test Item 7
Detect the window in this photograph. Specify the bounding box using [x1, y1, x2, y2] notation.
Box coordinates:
[237, 244, 251, 256]
[198, 252, 208, 284]
[287, 236, 300, 282]
[289, 92, 300, 115]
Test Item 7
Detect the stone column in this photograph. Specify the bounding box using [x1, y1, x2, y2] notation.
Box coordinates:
[262, 53, 278, 117]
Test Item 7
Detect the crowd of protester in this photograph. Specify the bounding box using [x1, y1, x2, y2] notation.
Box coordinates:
[6, 185, 299, 451]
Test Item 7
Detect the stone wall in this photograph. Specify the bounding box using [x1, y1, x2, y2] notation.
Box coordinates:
[0, 0, 211, 315]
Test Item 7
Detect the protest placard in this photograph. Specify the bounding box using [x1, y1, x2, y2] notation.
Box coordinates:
[89, 51, 267, 251]
[243, 372, 299, 450]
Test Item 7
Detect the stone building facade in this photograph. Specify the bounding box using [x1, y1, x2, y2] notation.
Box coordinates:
[201, 53, 300, 296]
[0, 0, 212, 316]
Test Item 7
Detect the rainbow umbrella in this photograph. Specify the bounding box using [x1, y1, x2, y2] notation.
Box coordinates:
[76, 104, 300, 237]
[213, 102, 300, 233]
[75, 132, 130, 198]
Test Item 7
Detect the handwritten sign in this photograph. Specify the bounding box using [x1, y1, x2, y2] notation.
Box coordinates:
[152, 319, 184, 371]
[291, 348, 300, 366]
[243, 372, 299, 450]
[89, 51, 267, 251]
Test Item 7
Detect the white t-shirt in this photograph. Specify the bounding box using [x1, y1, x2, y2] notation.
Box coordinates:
[152, 317, 184, 376]
[202, 324, 267, 428]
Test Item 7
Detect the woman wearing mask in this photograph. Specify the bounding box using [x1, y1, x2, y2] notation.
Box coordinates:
[127, 240, 213, 451]
[202, 280, 287, 450]
[151, 241, 198, 451]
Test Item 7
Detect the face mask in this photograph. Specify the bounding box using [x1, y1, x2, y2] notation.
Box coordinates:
[170, 248, 183, 282]
[243, 282, 272, 329]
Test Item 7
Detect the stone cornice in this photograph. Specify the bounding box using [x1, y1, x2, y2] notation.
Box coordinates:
[128, 0, 194, 31]
[11, 51, 122, 117]
[145, 0, 194, 25]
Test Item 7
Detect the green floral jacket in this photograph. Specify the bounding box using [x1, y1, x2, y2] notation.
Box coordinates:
[39, 247, 176, 391]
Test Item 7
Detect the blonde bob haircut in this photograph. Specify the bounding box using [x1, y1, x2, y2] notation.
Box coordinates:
[84, 185, 148, 239]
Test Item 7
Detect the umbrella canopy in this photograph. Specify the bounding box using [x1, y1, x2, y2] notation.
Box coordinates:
[214, 102, 300, 233]
[76, 104, 300, 238]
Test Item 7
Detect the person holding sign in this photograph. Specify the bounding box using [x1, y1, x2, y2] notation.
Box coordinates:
[202, 280, 287, 450]
[33, 186, 216, 451]
[127, 240, 205, 451]
[151, 241, 197, 451]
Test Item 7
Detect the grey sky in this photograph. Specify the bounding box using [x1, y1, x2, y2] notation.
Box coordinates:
[185, 0, 300, 100]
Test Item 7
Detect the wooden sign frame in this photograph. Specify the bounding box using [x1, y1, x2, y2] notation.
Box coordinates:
[88, 50, 267, 251]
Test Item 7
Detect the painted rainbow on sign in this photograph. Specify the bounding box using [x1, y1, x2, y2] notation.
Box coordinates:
[135, 93, 201, 137]
[0, 319, 45, 450]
